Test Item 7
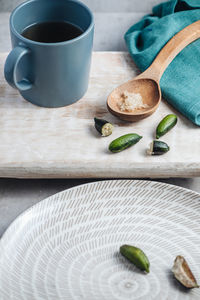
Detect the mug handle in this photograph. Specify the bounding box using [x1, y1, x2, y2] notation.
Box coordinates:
[4, 46, 33, 91]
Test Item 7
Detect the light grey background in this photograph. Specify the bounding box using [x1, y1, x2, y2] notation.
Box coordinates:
[0, 0, 165, 12]
[0, 0, 200, 238]
[0, 0, 166, 52]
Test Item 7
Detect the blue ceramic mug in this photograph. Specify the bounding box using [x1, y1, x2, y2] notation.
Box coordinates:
[4, 0, 94, 107]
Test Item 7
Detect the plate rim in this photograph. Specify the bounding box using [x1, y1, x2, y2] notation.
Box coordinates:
[1, 179, 200, 247]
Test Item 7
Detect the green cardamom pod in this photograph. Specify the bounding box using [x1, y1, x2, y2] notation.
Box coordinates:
[156, 114, 177, 139]
[120, 244, 150, 273]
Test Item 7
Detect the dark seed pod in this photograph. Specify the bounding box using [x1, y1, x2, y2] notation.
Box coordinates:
[147, 140, 170, 155]
[94, 117, 113, 137]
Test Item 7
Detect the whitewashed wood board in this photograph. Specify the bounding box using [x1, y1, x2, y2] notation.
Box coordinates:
[0, 52, 199, 178]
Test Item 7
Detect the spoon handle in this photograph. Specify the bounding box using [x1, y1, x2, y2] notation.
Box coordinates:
[140, 20, 200, 81]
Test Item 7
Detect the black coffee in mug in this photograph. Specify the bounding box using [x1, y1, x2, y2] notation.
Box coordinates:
[22, 21, 83, 43]
[5, 0, 94, 108]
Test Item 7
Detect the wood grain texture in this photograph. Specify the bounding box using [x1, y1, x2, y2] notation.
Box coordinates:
[0, 52, 200, 178]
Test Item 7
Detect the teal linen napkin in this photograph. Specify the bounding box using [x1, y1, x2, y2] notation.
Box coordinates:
[125, 0, 200, 125]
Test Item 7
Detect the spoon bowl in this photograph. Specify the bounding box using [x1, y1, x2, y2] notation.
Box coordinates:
[107, 78, 161, 121]
[107, 20, 200, 122]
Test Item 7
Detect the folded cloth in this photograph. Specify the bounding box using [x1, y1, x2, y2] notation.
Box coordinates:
[125, 0, 200, 125]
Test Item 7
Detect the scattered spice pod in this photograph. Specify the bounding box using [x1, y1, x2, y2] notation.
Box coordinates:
[120, 244, 150, 273]
[147, 140, 170, 155]
[109, 133, 142, 153]
[94, 117, 113, 137]
[156, 114, 177, 139]
[172, 255, 199, 289]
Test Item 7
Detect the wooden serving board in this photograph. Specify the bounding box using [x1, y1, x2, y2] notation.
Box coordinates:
[0, 52, 199, 178]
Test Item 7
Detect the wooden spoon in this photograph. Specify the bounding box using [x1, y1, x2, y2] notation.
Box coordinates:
[107, 20, 200, 121]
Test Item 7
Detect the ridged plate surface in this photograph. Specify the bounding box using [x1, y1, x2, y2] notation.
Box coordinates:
[0, 180, 200, 299]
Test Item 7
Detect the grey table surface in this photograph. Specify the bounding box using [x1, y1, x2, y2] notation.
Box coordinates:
[0, 3, 200, 238]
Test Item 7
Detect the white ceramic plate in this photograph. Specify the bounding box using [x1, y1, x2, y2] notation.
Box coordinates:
[0, 180, 200, 300]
